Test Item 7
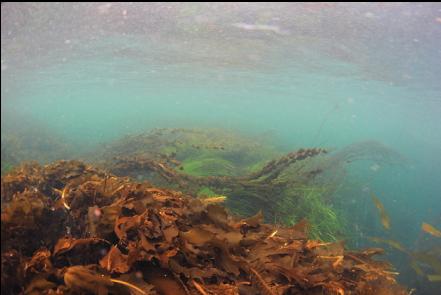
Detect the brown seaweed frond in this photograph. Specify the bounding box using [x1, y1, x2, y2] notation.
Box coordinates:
[248, 267, 277, 295]
[1, 160, 410, 295]
[191, 279, 209, 295]
[110, 278, 148, 295]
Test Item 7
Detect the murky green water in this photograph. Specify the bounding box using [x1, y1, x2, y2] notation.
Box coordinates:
[2, 3, 441, 293]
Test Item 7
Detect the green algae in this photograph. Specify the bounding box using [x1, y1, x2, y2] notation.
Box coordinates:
[196, 186, 218, 197]
[181, 157, 236, 176]
[1, 162, 15, 176]
[273, 185, 347, 242]
[97, 128, 349, 242]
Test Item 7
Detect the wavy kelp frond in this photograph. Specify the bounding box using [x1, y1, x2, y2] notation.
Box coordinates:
[259, 141, 405, 240]
[243, 148, 327, 182]
[276, 152, 345, 187]
[105, 147, 325, 185]
[1, 160, 409, 295]
[103, 145, 325, 192]
[276, 140, 405, 190]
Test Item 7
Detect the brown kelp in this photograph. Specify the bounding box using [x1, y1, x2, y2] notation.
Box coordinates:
[1, 160, 409, 294]
[368, 234, 441, 286]
[370, 193, 391, 230]
[421, 222, 441, 238]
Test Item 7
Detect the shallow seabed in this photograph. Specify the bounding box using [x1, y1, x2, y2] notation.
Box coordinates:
[1, 3, 441, 294]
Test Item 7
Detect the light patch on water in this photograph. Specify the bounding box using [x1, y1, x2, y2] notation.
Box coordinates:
[370, 163, 381, 172]
[364, 12, 375, 18]
[231, 22, 289, 35]
[1, 59, 7, 71]
[97, 3, 113, 15]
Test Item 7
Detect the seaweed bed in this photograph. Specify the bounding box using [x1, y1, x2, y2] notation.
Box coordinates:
[2, 128, 407, 243]
[1, 160, 409, 294]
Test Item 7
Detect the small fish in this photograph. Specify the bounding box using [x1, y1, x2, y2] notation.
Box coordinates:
[421, 222, 441, 238]
[371, 193, 391, 230]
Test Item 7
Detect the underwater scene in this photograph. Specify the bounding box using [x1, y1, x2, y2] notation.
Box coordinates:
[1, 3, 441, 295]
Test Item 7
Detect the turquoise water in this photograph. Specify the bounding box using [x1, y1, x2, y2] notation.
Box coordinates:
[2, 3, 441, 293]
